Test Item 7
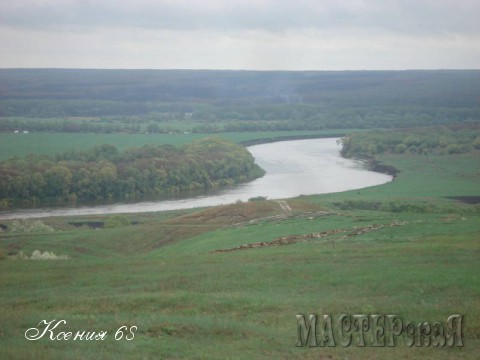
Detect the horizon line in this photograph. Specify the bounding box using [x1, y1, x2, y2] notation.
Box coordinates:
[1, 67, 479, 72]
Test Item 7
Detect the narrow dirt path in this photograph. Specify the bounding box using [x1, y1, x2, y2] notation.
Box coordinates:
[276, 200, 292, 213]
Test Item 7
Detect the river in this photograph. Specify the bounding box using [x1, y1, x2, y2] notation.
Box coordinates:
[0, 138, 392, 219]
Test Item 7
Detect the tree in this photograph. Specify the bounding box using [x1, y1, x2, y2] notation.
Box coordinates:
[44, 166, 72, 197]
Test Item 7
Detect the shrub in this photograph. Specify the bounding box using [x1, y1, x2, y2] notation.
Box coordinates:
[395, 143, 407, 154]
[446, 143, 463, 154]
[473, 138, 480, 149]
[0, 199, 9, 209]
[334, 200, 381, 211]
[403, 135, 421, 146]
[11, 219, 54, 233]
[381, 201, 428, 213]
[105, 214, 131, 229]
[367, 143, 378, 155]
[248, 196, 267, 202]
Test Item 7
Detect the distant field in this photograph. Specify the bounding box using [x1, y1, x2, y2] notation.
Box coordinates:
[0, 130, 347, 159]
[0, 150, 479, 359]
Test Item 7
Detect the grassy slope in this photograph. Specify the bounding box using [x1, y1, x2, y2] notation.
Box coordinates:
[313, 152, 480, 201]
[0, 152, 479, 359]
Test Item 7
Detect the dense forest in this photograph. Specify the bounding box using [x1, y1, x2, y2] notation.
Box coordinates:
[1, 69, 479, 133]
[0, 137, 265, 208]
[340, 124, 480, 158]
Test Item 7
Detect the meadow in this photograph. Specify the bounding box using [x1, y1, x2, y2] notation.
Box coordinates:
[1, 142, 479, 359]
[1, 69, 479, 359]
[0, 130, 346, 160]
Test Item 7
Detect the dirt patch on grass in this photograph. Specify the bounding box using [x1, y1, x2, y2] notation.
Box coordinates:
[138, 201, 286, 251]
[168, 201, 280, 225]
[141, 200, 328, 251]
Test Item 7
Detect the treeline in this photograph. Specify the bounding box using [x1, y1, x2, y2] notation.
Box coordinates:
[1, 69, 480, 133]
[340, 125, 480, 158]
[0, 138, 265, 207]
[2, 105, 479, 134]
[193, 105, 480, 132]
[0, 118, 141, 133]
[0, 99, 182, 118]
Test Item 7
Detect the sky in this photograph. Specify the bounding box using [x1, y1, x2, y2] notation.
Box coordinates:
[1, 0, 479, 70]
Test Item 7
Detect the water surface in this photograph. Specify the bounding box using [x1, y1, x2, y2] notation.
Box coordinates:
[0, 138, 392, 219]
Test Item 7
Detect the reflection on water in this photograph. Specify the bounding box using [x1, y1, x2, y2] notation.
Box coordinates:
[0, 138, 392, 219]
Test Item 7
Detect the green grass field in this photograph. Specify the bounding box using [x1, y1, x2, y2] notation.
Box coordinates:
[0, 130, 347, 160]
[0, 139, 479, 359]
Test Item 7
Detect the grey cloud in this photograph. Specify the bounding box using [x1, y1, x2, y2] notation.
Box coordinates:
[0, 0, 479, 35]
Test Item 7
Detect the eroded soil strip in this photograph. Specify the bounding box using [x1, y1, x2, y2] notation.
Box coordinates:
[211, 221, 406, 253]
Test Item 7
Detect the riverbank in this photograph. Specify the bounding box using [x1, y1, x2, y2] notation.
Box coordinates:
[368, 159, 399, 177]
[0, 138, 392, 219]
[238, 132, 347, 146]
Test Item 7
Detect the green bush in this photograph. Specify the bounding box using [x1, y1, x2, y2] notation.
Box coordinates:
[11, 219, 54, 233]
[395, 143, 407, 154]
[473, 138, 480, 149]
[248, 196, 267, 202]
[334, 200, 381, 211]
[105, 214, 131, 229]
[0, 199, 9, 209]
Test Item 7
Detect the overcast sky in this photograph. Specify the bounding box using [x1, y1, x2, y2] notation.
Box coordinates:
[1, 0, 479, 70]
